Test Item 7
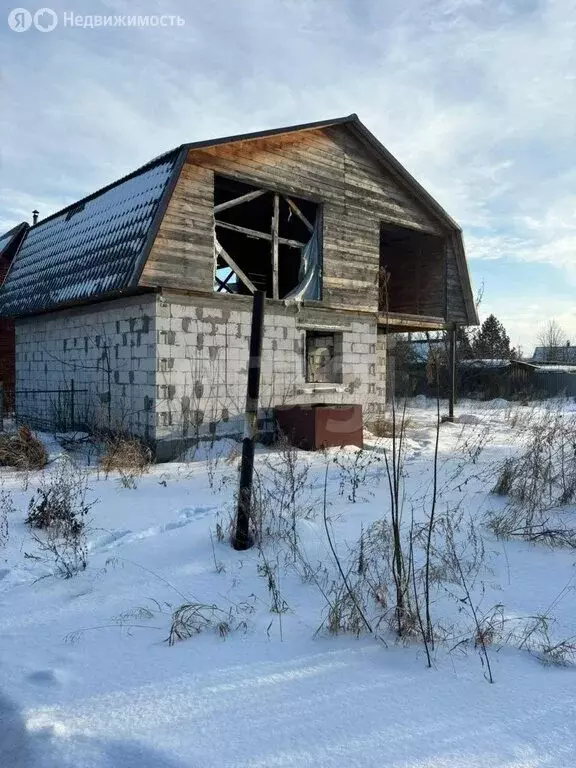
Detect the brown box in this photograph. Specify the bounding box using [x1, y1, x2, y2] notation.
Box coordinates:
[274, 404, 363, 450]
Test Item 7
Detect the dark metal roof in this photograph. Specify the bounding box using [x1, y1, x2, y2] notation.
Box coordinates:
[0, 152, 183, 316]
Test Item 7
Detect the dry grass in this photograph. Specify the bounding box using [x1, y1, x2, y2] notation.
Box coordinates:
[365, 416, 412, 439]
[0, 426, 47, 470]
[100, 437, 152, 476]
[167, 602, 231, 645]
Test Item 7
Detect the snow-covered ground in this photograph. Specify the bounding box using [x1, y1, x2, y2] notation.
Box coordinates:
[1, 398, 576, 767]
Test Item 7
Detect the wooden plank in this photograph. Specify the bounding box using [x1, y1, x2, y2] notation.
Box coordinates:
[215, 238, 256, 294]
[214, 220, 305, 248]
[284, 196, 313, 232]
[214, 189, 267, 213]
[272, 193, 279, 300]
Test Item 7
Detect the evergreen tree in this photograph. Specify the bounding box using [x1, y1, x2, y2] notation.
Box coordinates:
[456, 325, 474, 359]
[472, 314, 511, 359]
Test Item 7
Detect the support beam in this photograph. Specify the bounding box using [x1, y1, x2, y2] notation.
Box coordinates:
[215, 220, 305, 249]
[448, 322, 457, 421]
[214, 189, 267, 214]
[284, 196, 314, 232]
[272, 193, 279, 299]
[233, 290, 265, 551]
[214, 237, 256, 294]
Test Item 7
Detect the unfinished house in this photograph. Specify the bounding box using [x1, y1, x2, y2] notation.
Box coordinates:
[0, 114, 477, 458]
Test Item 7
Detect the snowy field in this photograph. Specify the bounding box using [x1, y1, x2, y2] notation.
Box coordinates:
[1, 397, 576, 768]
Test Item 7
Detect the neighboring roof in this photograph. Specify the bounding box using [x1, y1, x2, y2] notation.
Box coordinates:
[0, 222, 28, 261]
[0, 114, 477, 320]
[531, 346, 576, 364]
[459, 358, 537, 371]
[0, 151, 184, 316]
[533, 364, 576, 373]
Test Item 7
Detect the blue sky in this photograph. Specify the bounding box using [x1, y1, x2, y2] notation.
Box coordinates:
[1, 0, 575, 353]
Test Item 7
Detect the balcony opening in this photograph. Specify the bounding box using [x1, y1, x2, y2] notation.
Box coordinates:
[213, 175, 321, 301]
[379, 223, 446, 317]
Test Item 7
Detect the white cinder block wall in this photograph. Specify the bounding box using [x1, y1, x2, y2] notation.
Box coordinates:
[154, 293, 381, 458]
[14, 295, 157, 440]
[14, 292, 385, 458]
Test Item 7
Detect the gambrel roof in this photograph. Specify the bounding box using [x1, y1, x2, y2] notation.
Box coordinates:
[0, 114, 477, 322]
[0, 152, 182, 316]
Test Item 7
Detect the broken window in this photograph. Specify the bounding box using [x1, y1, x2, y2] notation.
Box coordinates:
[213, 175, 321, 300]
[305, 331, 343, 384]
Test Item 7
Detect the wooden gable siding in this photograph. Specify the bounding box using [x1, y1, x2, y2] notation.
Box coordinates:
[140, 162, 214, 290]
[140, 126, 469, 318]
[445, 239, 468, 322]
[329, 128, 442, 235]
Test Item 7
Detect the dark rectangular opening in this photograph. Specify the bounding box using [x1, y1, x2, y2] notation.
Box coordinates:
[379, 224, 446, 316]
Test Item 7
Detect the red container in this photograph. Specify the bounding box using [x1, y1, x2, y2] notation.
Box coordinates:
[274, 404, 363, 450]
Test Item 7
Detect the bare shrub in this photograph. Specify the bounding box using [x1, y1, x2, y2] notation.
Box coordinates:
[311, 399, 492, 672]
[0, 426, 47, 471]
[332, 448, 382, 503]
[0, 485, 17, 548]
[382, 399, 417, 640]
[421, 506, 487, 588]
[324, 578, 372, 637]
[488, 406, 576, 546]
[251, 439, 318, 548]
[312, 403, 419, 642]
[25, 460, 95, 578]
[258, 549, 289, 615]
[449, 604, 576, 670]
[100, 436, 152, 488]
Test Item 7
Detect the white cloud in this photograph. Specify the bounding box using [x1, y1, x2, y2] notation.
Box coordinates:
[0, 0, 574, 344]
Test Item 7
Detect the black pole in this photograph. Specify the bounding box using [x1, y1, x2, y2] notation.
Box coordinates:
[233, 290, 265, 550]
[448, 323, 457, 421]
[70, 378, 75, 429]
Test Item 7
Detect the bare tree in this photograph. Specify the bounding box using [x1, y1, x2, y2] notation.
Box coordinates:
[537, 320, 566, 362]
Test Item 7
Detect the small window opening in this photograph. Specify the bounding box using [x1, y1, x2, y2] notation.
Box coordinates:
[305, 331, 343, 384]
[213, 175, 321, 300]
